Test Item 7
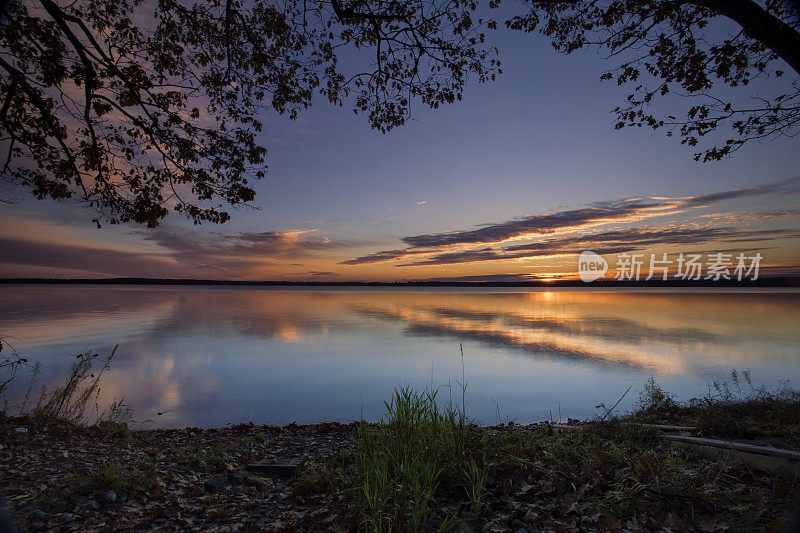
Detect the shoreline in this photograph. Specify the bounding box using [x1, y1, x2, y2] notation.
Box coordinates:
[3, 386, 800, 532]
[3, 276, 800, 287]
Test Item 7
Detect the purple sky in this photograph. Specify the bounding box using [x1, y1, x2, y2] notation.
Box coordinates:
[1, 22, 798, 281]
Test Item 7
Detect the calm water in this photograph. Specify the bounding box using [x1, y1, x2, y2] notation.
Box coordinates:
[1, 285, 799, 427]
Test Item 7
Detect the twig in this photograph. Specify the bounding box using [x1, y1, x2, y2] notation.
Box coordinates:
[600, 385, 633, 421]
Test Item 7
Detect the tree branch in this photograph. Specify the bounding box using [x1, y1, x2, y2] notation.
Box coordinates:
[528, 0, 800, 76]
[330, 0, 405, 23]
[690, 0, 800, 77]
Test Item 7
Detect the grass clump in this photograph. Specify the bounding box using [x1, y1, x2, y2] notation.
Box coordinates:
[1, 341, 131, 429]
[691, 370, 800, 439]
[165, 441, 231, 470]
[636, 376, 677, 413]
[631, 371, 800, 441]
[353, 386, 483, 532]
[74, 461, 157, 496]
[0, 336, 39, 415]
[34, 349, 110, 423]
[340, 376, 800, 531]
[30, 346, 133, 429]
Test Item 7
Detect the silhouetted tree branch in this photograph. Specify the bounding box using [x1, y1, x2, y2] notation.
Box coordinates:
[0, 0, 497, 227]
[508, 0, 800, 161]
[3, 0, 795, 230]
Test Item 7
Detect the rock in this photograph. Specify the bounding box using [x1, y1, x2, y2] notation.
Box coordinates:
[497, 514, 513, 523]
[226, 472, 248, 485]
[29, 510, 46, 521]
[59, 513, 76, 523]
[245, 459, 302, 477]
[517, 481, 535, 496]
[87, 500, 101, 511]
[511, 519, 526, 530]
[103, 490, 117, 503]
[523, 509, 538, 522]
[204, 475, 225, 493]
[553, 478, 570, 495]
[481, 521, 506, 533]
[14, 505, 32, 516]
[229, 485, 248, 495]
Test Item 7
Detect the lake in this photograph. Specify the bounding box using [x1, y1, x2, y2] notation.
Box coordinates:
[1, 285, 799, 427]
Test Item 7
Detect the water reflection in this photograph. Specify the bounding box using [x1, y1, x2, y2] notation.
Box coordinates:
[1, 286, 798, 427]
[351, 291, 800, 374]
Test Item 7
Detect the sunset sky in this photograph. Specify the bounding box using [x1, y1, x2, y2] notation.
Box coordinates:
[1, 26, 799, 282]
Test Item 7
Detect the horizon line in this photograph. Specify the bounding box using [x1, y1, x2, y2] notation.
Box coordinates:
[2, 276, 799, 288]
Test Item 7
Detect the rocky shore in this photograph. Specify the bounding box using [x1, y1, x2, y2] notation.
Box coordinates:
[1, 417, 356, 531]
[2, 410, 799, 532]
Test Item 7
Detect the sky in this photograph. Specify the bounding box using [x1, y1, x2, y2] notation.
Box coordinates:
[1, 16, 799, 282]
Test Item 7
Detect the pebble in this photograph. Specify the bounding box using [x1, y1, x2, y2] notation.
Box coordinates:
[481, 521, 507, 533]
[204, 475, 225, 493]
[59, 513, 76, 523]
[511, 518, 527, 530]
[523, 509, 538, 522]
[29, 510, 46, 521]
[87, 500, 101, 511]
[103, 490, 117, 503]
[226, 472, 248, 485]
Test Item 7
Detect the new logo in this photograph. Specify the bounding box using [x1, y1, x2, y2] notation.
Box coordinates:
[578, 251, 608, 282]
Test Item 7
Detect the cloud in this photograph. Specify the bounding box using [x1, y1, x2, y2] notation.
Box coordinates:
[398, 245, 635, 266]
[504, 227, 800, 252]
[699, 206, 800, 223]
[409, 273, 544, 282]
[343, 201, 674, 265]
[406, 179, 800, 249]
[343, 177, 800, 267]
[136, 227, 351, 272]
[396, 227, 800, 266]
[400, 202, 667, 249]
[340, 248, 431, 265]
[399, 248, 505, 266]
[0, 236, 180, 277]
[680, 176, 800, 207]
[0, 224, 355, 279]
